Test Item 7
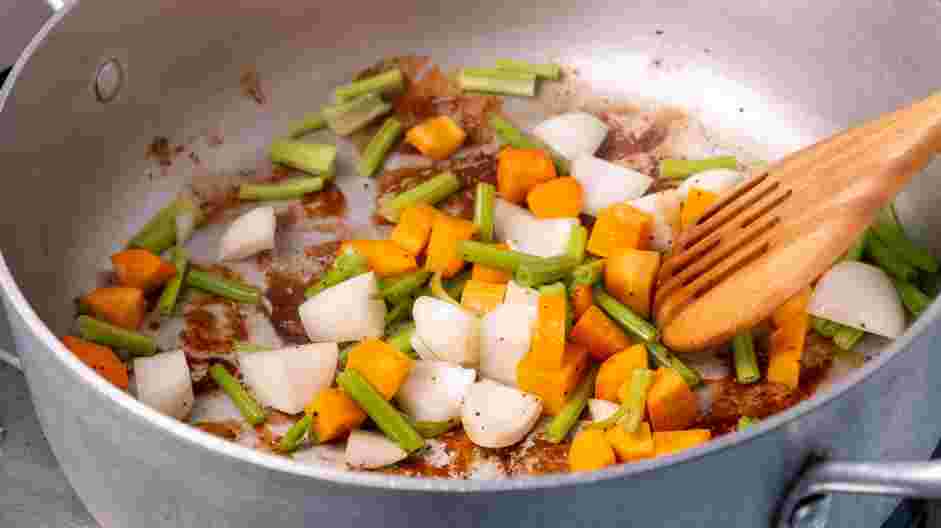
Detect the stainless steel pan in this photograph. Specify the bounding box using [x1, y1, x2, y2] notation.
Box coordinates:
[3, 1, 941, 526]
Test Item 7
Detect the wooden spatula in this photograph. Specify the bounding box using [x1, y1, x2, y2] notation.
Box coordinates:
[655, 91, 941, 352]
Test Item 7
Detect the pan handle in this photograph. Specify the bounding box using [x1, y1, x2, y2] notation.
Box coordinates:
[777, 458, 941, 527]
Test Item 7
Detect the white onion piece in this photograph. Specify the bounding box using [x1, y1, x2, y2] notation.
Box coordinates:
[532, 112, 609, 160]
[587, 399, 620, 422]
[807, 261, 905, 338]
[219, 206, 276, 261]
[573, 155, 653, 216]
[412, 296, 480, 366]
[239, 343, 338, 414]
[298, 273, 385, 342]
[493, 199, 576, 258]
[345, 430, 408, 469]
[629, 191, 678, 252]
[133, 350, 194, 420]
[396, 360, 477, 422]
[503, 281, 540, 309]
[410, 332, 438, 361]
[461, 380, 543, 448]
[680, 348, 732, 381]
[677, 169, 744, 200]
[479, 303, 537, 386]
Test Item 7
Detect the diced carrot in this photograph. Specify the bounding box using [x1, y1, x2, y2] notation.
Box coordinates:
[680, 187, 719, 229]
[517, 343, 589, 415]
[767, 286, 812, 390]
[595, 344, 648, 402]
[497, 147, 557, 203]
[526, 177, 583, 218]
[345, 339, 414, 399]
[772, 286, 812, 327]
[605, 421, 655, 462]
[653, 430, 711, 457]
[569, 429, 616, 472]
[471, 243, 512, 284]
[405, 116, 467, 160]
[306, 388, 367, 442]
[390, 203, 438, 256]
[61, 335, 129, 390]
[644, 367, 699, 431]
[340, 239, 418, 277]
[526, 292, 568, 369]
[586, 203, 653, 258]
[768, 317, 809, 390]
[111, 249, 177, 291]
[82, 287, 147, 330]
[460, 279, 508, 314]
[767, 352, 801, 391]
[604, 248, 661, 319]
[570, 283, 593, 319]
[424, 214, 478, 278]
[570, 305, 633, 361]
[471, 263, 512, 284]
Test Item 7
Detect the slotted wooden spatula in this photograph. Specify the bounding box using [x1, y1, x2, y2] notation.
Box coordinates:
[655, 91, 941, 352]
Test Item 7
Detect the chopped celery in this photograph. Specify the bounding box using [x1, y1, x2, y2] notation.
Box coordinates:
[335, 69, 404, 102]
[458, 68, 536, 97]
[357, 116, 404, 177]
[871, 205, 939, 273]
[380, 171, 462, 222]
[893, 278, 932, 318]
[495, 59, 561, 80]
[289, 111, 327, 138]
[322, 93, 392, 136]
[732, 329, 759, 384]
[269, 139, 336, 176]
[239, 177, 325, 201]
[474, 183, 497, 243]
[659, 156, 738, 179]
[833, 326, 865, 351]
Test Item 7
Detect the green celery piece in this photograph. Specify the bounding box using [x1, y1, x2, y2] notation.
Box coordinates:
[270, 139, 336, 176]
[458, 68, 536, 97]
[495, 59, 561, 80]
[322, 93, 392, 136]
[335, 69, 404, 102]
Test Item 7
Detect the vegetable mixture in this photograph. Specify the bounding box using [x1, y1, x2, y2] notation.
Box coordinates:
[63, 55, 937, 476]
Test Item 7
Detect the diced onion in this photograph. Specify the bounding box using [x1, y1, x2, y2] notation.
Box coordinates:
[807, 261, 905, 339]
[412, 296, 480, 366]
[587, 399, 620, 422]
[629, 191, 680, 252]
[479, 303, 537, 386]
[298, 273, 385, 343]
[239, 343, 338, 414]
[133, 350, 194, 420]
[461, 379, 543, 448]
[494, 199, 576, 258]
[532, 112, 609, 160]
[345, 430, 408, 469]
[219, 206, 276, 261]
[396, 360, 477, 422]
[573, 155, 653, 216]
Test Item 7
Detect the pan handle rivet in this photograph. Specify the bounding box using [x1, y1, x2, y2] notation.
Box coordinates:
[94, 58, 124, 103]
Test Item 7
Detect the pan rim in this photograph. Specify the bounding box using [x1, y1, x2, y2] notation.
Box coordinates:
[0, 0, 934, 494]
